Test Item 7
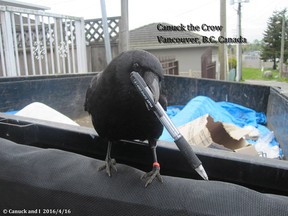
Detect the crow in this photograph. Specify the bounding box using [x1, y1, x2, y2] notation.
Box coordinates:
[85, 50, 167, 187]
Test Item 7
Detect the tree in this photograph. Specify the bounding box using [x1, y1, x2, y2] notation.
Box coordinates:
[243, 39, 263, 53]
[261, 9, 288, 70]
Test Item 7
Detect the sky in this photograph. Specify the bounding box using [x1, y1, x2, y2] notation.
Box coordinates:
[16, 0, 288, 42]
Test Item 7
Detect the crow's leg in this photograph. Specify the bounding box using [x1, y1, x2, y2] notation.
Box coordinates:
[141, 139, 163, 187]
[98, 140, 117, 176]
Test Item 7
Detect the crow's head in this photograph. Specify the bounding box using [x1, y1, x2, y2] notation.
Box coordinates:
[117, 50, 164, 103]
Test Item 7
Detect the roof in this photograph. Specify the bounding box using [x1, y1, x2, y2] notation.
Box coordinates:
[0, 0, 50, 10]
[129, 23, 218, 50]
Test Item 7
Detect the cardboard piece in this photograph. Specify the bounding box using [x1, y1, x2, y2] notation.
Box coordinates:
[178, 114, 258, 156]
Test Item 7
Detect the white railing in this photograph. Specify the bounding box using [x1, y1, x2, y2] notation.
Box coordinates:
[0, 6, 87, 77]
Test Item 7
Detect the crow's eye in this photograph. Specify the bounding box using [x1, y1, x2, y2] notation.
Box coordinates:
[132, 63, 140, 71]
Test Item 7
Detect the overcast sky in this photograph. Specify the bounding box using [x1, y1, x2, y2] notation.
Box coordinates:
[19, 0, 287, 42]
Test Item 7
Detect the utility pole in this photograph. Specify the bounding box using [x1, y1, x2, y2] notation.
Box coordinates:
[236, 2, 242, 81]
[219, 0, 227, 80]
[119, 0, 129, 53]
[279, 10, 285, 78]
[100, 0, 112, 64]
[231, 0, 249, 82]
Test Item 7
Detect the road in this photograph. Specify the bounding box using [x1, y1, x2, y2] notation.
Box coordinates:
[244, 80, 288, 96]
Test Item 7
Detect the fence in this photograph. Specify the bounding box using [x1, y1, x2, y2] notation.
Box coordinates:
[84, 16, 120, 72]
[85, 16, 120, 43]
[159, 57, 179, 75]
[201, 48, 216, 79]
[84, 17, 178, 75]
[0, 6, 87, 77]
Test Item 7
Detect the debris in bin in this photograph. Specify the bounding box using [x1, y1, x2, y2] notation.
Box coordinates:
[159, 96, 283, 159]
[242, 125, 260, 141]
[255, 132, 281, 159]
[178, 114, 258, 156]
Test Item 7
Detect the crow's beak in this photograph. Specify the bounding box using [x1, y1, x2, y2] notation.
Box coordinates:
[143, 71, 160, 103]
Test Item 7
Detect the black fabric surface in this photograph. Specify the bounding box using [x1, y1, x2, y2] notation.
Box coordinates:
[0, 137, 287, 216]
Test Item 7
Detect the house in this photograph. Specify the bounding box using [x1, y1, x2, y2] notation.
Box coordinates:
[0, 0, 50, 10]
[129, 23, 219, 77]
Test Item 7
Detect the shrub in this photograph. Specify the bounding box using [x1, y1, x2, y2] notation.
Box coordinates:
[228, 57, 237, 70]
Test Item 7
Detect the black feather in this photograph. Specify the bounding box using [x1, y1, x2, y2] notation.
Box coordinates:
[85, 50, 166, 141]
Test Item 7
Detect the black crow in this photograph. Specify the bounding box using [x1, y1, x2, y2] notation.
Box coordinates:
[85, 50, 167, 187]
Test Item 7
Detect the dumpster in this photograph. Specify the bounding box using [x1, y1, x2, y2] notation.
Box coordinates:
[0, 73, 287, 197]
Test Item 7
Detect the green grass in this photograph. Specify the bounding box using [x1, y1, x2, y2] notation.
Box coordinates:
[242, 67, 288, 82]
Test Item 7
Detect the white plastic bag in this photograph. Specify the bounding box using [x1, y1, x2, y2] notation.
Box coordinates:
[254, 132, 280, 159]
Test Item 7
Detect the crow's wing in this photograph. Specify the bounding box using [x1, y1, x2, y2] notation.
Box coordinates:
[84, 73, 101, 113]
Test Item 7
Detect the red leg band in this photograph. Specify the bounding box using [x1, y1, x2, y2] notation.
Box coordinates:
[153, 162, 160, 168]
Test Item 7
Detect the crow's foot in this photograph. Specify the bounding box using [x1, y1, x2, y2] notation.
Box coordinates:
[141, 162, 163, 187]
[98, 158, 117, 177]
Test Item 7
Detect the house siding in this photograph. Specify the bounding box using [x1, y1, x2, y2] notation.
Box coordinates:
[142, 46, 218, 78]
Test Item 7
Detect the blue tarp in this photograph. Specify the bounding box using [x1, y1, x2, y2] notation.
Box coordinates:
[159, 96, 281, 157]
[161, 96, 265, 141]
[4, 111, 18, 115]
